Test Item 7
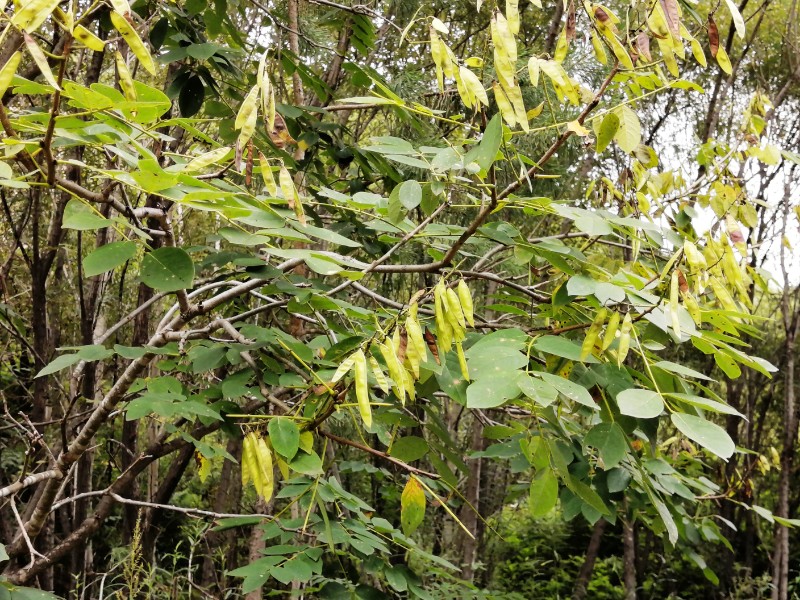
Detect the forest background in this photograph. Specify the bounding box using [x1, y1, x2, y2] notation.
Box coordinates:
[1, 0, 800, 598]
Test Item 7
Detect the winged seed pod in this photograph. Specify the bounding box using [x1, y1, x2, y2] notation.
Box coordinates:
[235, 84, 259, 147]
[456, 341, 470, 382]
[352, 349, 372, 427]
[602, 311, 621, 351]
[369, 355, 389, 394]
[617, 313, 633, 366]
[457, 280, 475, 327]
[109, 11, 156, 75]
[331, 353, 357, 383]
[445, 288, 466, 329]
[581, 308, 607, 361]
[379, 342, 406, 403]
[259, 154, 278, 196]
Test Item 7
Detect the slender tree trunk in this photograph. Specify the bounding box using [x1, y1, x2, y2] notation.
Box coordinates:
[623, 518, 637, 600]
[459, 415, 484, 581]
[572, 519, 606, 600]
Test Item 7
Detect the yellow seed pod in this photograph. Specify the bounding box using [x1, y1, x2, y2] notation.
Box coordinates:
[617, 313, 633, 367]
[109, 11, 156, 75]
[352, 349, 371, 427]
[602, 311, 620, 351]
[235, 84, 259, 145]
[580, 308, 607, 361]
[670, 271, 681, 337]
[445, 287, 466, 329]
[369, 355, 389, 394]
[380, 342, 406, 403]
[457, 280, 475, 327]
[456, 341, 470, 382]
[254, 436, 274, 501]
[114, 51, 137, 102]
[259, 154, 278, 196]
[74, 25, 105, 52]
[330, 353, 356, 383]
[405, 317, 427, 363]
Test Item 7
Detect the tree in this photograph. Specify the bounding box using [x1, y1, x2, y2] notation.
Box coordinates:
[0, 0, 798, 596]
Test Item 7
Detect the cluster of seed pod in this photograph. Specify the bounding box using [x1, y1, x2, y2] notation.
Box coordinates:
[331, 278, 475, 428]
[241, 431, 274, 501]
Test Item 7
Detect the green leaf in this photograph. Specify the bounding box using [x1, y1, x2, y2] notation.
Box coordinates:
[398, 180, 422, 211]
[466, 377, 520, 408]
[653, 360, 713, 381]
[140, 247, 195, 292]
[62, 199, 112, 230]
[517, 373, 558, 407]
[671, 413, 735, 459]
[389, 436, 429, 462]
[289, 451, 324, 476]
[533, 335, 600, 363]
[400, 477, 426, 535]
[569, 478, 610, 515]
[596, 112, 619, 153]
[35, 353, 80, 378]
[465, 113, 503, 171]
[0, 543, 8, 562]
[613, 105, 641, 153]
[83, 241, 137, 277]
[537, 373, 596, 407]
[529, 468, 558, 517]
[268, 417, 300, 460]
[584, 423, 627, 469]
[616, 388, 664, 418]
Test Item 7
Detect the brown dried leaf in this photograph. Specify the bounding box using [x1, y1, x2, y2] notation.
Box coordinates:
[708, 17, 719, 57]
[677, 269, 689, 294]
[245, 140, 254, 186]
[636, 31, 652, 61]
[268, 113, 296, 149]
[423, 328, 440, 365]
[659, 0, 680, 38]
[566, 0, 576, 42]
[397, 328, 409, 364]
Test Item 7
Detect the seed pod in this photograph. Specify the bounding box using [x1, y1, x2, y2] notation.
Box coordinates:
[456, 341, 470, 382]
[254, 435, 274, 501]
[379, 342, 406, 403]
[617, 313, 633, 367]
[445, 287, 466, 329]
[457, 280, 475, 327]
[369, 355, 389, 394]
[352, 349, 371, 427]
[581, 308, 607, 361]
[602, 311, 621, 351]
[114, 51, 136, 102]
[259, 153, 278, 196]
[331, 353, 356, 383]
[109, 10, 156, 75]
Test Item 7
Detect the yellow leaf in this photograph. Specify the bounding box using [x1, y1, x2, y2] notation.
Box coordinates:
[353, 349, 372, 427]
[716, 46, 732, 75]
[554, 27, 569, 63]
[110, 11, 156, 75]
[567, 120, 589, 136]
[459, 66, 489, 107]
[401, 477, 426, 535]
[196, 451, 211, 483]
[493, 81, 517, 128]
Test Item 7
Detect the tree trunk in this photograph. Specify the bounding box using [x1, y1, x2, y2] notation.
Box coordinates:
[572, 518, 606, 600]
[623, 518, 637, 600]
